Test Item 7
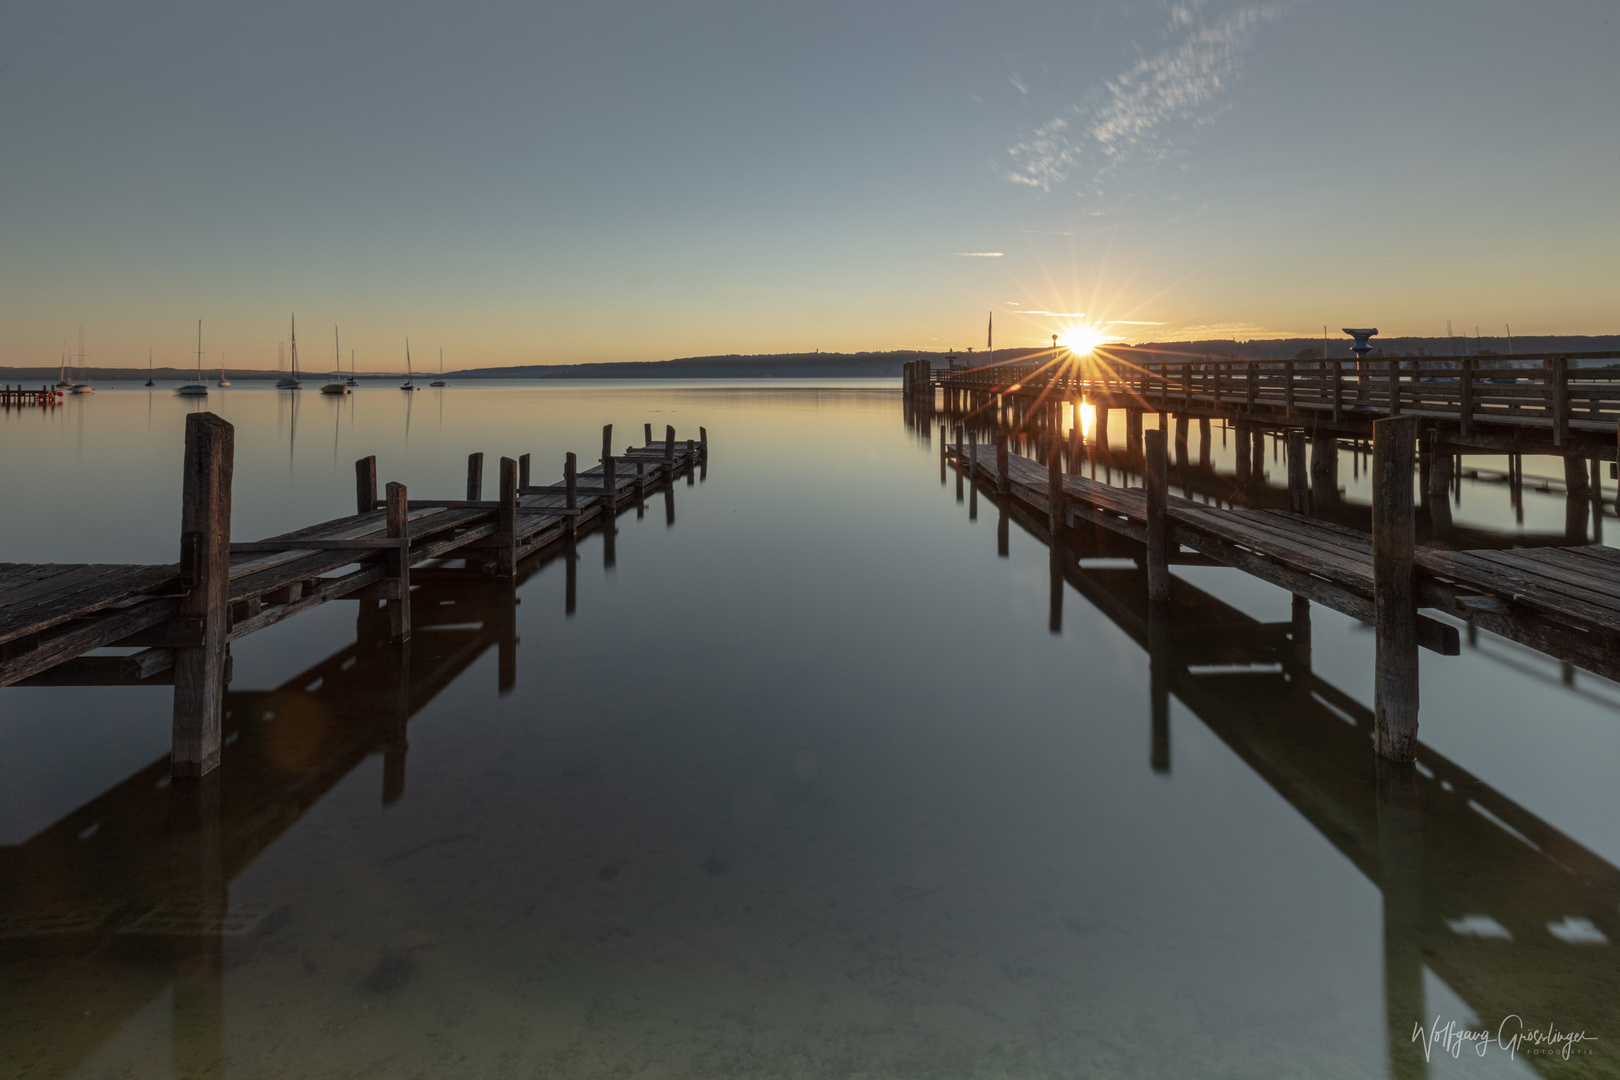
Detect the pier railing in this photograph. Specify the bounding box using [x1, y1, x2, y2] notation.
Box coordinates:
[929, 350, 1620, 446]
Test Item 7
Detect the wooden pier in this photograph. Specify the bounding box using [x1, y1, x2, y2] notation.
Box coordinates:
[937, 412, 1620, 763]
[1, 385, 61, 408]
[0, 413, 707, 776]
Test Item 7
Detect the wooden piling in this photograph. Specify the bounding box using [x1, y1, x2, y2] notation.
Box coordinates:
[1459, 357, 1475, 437]
[1144, 428, 1169, 602]
[1287, 430, 1308, 515]
[1429, 436, 1453, 540]
[1047, 442, 1064, 544]
[495, 457, 518, 578]
[466, 452, 484, 501]
[1331, 361, 1343, 422]
[1565, 454, 1591, 543]
[1198, 417, 1211, 466]
[665, 424, 676, 463]
[1372, 415, 1418, 762]
[1310, 434, 1337, 511]
[355, 455, 377, 517]
[171, 412, 234, 779]
[385, 481, 411, 642]
[1174, 416, 1189, 468]
[1234, 422, 1252, 485]
[645, 422, 653, 444]
[519, 453, 531, 490]
[603, 424, 614, 462]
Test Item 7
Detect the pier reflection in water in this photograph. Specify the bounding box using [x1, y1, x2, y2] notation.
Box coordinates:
[3, 383, 1618, 1077]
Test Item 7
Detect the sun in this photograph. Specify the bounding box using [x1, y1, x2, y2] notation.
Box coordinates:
[1058, 325, 1106, 355]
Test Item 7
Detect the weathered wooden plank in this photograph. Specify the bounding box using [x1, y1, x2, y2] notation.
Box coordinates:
[0, 564, 180, 647]
[0, 598, 181, 687]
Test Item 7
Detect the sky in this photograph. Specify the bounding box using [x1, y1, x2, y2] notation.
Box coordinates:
[2, 0, 1616, 369]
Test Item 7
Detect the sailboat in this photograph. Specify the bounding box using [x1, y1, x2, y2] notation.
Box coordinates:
[56, 345, 72, 389]
[145, 346, 155, 387]
[69, 328, 94, 394]
[276, 315, 303, 389]
[177, 321, 209, 396]
[217, 352, 231, 387]
[400, 340, 419, 390]
[321, 325, 348, 394]
[346, 348, 359, 387]
[431, 348, 446, 387]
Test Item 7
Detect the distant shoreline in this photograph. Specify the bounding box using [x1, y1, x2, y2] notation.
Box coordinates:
[5, 334, 1616, 383]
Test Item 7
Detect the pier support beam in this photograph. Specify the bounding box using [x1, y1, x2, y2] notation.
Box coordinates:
[355, 456, 377, 516]
[171, 412, 234, 779]
[385, 481, 411, 642]
[1428, 436, 1453, 541]
[466, 452, 484, 501]
[494, 457, 518, 578]
[1144, 429, 1169, 602]
[1287, 430, 1308, 515]
[1310, 435, 1337, 513]
[1372, 415, 1418, 762]
[1234, 422, 1251, 486]
[1565, 455, 1591, 544]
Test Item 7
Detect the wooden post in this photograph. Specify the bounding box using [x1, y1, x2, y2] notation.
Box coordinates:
[1047, 441, 1064, 543]
[644, 422, 653, 444]
[664, 424, 676, 463]
[955, 424, 964, 458]
[1458, 358, 1474, 437]
[1251, 428, 1265, 481]
[1144, 429, 1169, 601]
[970, 437, 979, 482]
[1372, 415, 1418, 762]
[518, 452, 531, 490]
[171, 412, 234, 779]
[1331, 361, 1343, 422]
[1284, 361, 1295, 418]
[1310, 434, 1337, 512]
[1592, 457, 1604, 545]
[1096, 406, 1111, 454]
[1287, 430, 1308, 515]
[1125, 409, 1142, 460]
[1246, 363, 1257, 409]
[1234, 421, 1252, 486]
[699, 426, 708, 460]
[603, 454, 617, 508]
[1174, 416, 1189, 468]
[1198, 417, 1211, 466]
[385, 481, 411, 642]
[564, 452, 578, 510]
[355, 455, 377, 516]
[1564, 454, 1591, 544]
[466, 452, 484, 501]
[1388, 359, 1401, 415]
[602, 423, 614, 462]
[1550, 356, 1569, 447]
[1429, 434, 1453, 540]
[996, 433, 1009, 494]
[495, 456, 518, 578]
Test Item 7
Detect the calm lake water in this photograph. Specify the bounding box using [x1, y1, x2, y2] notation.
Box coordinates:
[2, 382, 1617, 1078]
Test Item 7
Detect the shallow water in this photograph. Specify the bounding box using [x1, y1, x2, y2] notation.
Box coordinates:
[2, 382, 1617, 1078]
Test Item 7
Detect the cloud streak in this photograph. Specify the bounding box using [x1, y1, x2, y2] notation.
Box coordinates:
[1005, 3, 1285, 194]
[950, 252, 1004, 257]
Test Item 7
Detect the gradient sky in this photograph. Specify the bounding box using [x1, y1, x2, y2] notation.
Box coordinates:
[3, 0, 1616, 369]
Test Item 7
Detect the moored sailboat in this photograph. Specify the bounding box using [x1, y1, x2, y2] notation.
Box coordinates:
[177, 321, 209, 396]
[400, 340, 419, 390]
[431, 348, 446, 387]
[321, 325, 349, 394]
[276, 315, 304, 389]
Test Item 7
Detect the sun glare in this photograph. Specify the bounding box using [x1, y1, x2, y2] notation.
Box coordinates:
[1059, 325, 1106, 355]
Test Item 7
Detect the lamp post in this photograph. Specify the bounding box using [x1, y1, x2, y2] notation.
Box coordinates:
[1344, 327, 1378, 404]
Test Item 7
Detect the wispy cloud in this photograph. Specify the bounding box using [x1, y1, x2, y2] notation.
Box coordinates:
[950, 252, 1005, 257]
[1022, 310, 1088, 317]
[1006, 2, 1285, 194]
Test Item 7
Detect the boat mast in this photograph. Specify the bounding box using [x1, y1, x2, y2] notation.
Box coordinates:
[291, 315, 299, 378]
[196, 320, 203, 381]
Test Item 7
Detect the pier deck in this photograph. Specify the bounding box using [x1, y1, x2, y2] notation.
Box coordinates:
[0, 421, 707, 719]
[960, 442, 1620, 682]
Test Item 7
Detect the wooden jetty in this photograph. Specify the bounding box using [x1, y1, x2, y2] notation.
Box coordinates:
[935, 411, 1620, 763]
[1, 384, 61, 408]
[0, 413, 708, 777]
[981, 487, 1619, 1074]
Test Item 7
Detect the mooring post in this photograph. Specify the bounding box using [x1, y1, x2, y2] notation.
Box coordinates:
[1311, 434, 1337, 512]
[1549, 357, 1569, 448]
[355, 455, 377, 516]
[995, 432, 1009, 494]
[1234, 421, 1252, 486]
[1564, 454, 1591, 543]
[955, 424, 964, 458]
[1198, 417, 1211, 467]
[664, 424, 676, 464]
[1250, 428, 1265, 481]
[1287, 429, 1309, 515]
[466, 452, 484, 501]
[1372, 415, 1418, 762]
[171, 412, 234, 779]
[385, 481, 411, 642]
[1047, 441, 1065, 544]
[1174, 416, 1189, 469]
[602, 423, 614, 463]
[518, 453, 531, 491]
[635, 459, 647, 506]
[1145, 428, 1169, 602]
[495, 456, 518, 578]
[645, 422, 653, 444]
[1125, 409, 1143, 461]
[699, 426, 709, 461]
[603, 453, 617, 510]
[1331, 361, 1343, 422]
[1387, 359, 1401, 415]
[1429, 433, 1453, 540]
[1592, 458, 1604, 545]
